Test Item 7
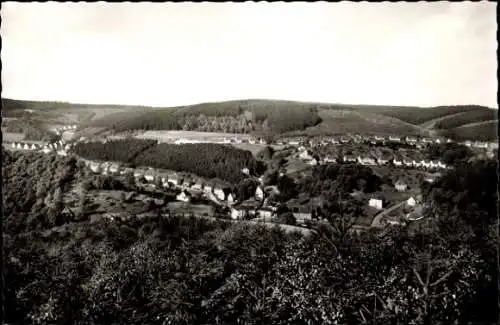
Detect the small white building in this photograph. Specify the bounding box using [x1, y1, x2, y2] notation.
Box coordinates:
[231, 207, 246, 220]
[192, 182, 203, 191]
[203, 185, 213, 193]
[16, 143, 23, 149]
[227, 193, 235, 205]
[168, 176, 179, 186]
[23, 143, 30, 150]
[307, 158, 318, 166]
[368, 198, 384, 210]
[395, 180, 408, 192]
[323, 157, 337, 164]
[242, 167, 250, 175]
[393, 159, 403, 167]
[258, 207, 274, 218]
[214, 187, 225, 201]
[407, 197, 417, 207]
[255, 186, 264, 201]
[144, 170, 156, 182]
[176, 190, 191, 203]
[11, 142, 16, 149]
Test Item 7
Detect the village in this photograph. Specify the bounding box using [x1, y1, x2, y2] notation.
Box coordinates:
[4, 123, 497, 232]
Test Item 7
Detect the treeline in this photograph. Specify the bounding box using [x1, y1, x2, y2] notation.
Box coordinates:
[73, 140, 265, 184]
[86, 99, 322, 135]
[297, 164, 383, 197]
[424, 142, 473, 166]
[72, 139, 158, 164]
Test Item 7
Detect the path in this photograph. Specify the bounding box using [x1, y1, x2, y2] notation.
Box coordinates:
[370, 200, 407, 228]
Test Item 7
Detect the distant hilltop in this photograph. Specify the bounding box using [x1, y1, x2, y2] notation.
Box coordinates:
[2, 98, 498, 141]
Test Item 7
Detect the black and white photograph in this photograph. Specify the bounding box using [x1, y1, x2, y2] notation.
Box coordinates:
[1, 2, 498, 324]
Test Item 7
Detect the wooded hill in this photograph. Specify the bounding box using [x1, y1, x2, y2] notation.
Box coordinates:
[3, 98, 497, 140]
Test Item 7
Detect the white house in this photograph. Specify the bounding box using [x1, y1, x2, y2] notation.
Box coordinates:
[23, 143, 30, 150]
[323, 157, 337, 164]
[16, 143, 23, 149]
[192, 182, 203, 191]
[242, 167, 250, 175]
[144, 170, 156, 182]
[299, 150, 312, 160]
[389, 136, 401, 142]
[56, 150, 68, 156]
[255, 186, 264, 201]
[257, 207, 274, 218]
[231, 207, 246, 220]
[393, 159, 403, 167]
[227, 193, 235, 205]
[369, 198, 384, 210]
[214, 187, 225, 201]
[358, 156, 377, 166]
[11, 142, 16, 149]
[248, 138, 256, 144]
[176, 190, 191, 203]
[109, 164, 120, 174]
[343, 155, 357, 163]
[307, 158, 318, 166]
[377, 158, 389, 165]
[394, 180, 408, 192]
[407, 197, 417, 207]
[167, 176, 179, 186]
[42, 147, 52, 154]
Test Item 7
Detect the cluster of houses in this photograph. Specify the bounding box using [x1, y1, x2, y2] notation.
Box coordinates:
[54, 124, 77, 136]
[10, 142, 41, 151]
[172, 137, 268, 145]
[278, 135, 454, 148]
[9, 139, 73, 157]
[315, 153, 449, 170]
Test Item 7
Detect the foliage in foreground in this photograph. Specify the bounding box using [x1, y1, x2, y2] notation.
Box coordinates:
[3, 150, 498, 324]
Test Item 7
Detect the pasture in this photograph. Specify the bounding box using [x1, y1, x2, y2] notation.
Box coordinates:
[135, 130, 251, 143]
[167, 201, 215, 217]
[2, 131, 25, 143]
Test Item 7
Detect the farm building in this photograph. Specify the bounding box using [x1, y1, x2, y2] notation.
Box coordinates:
[368, 198, 384, 210]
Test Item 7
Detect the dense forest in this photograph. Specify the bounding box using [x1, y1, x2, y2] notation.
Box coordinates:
[72, 140, 265, 184]
[2, 151, 88, 232]
[3, 148, 498, 324]
[72, 139, 158, 164]
[2, 118, 59, 142]
[423, 142, 474, 166]
[297, 164, 383, 197]
[86, 100, 323, 135]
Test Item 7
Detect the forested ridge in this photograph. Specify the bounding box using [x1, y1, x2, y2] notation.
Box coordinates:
[3, 152, 498, 324]
[72, 139, 265, 184]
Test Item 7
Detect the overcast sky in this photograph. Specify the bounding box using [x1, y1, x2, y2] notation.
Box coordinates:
[1, 2, 497, 108]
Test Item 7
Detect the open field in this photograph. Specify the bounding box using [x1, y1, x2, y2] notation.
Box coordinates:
[167, 201, 215, 216]
[2, 131, 25, 142]
[135, 130, 251, 143]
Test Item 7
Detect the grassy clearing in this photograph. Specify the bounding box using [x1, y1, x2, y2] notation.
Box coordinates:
[167, 201, 215, 216]
[135, 130, 250, 143]
[2, 131, 25, 142]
